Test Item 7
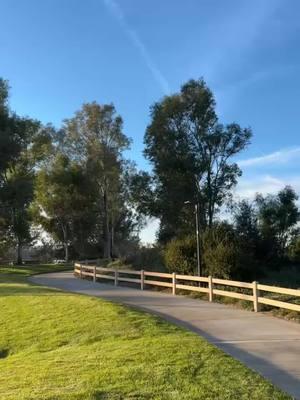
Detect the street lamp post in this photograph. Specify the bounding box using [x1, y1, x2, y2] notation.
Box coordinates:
[195, 203, 202, 277]
[185, 201, 202, 277]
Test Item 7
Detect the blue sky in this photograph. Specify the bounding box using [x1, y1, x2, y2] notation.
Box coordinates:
[1, 0, 300, 242]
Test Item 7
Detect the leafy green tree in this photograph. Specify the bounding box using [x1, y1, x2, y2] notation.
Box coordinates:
[233, 200, 261, 279]
[0, 80, 144, 263]
[0, 79, 21, 174]
[0, 164, 34, 263]
[256, 186, 300, 261]
[143, 78, 251, 242]
[62, 102, 133, 258]
[0, 78, 45, 263]
[234, 200, 258, 239]
[33, 153, 95, 262]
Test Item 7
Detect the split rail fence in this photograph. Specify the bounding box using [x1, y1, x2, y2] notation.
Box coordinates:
[74, 262, 300, 313]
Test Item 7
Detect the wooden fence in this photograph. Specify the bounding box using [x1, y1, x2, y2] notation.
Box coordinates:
[74, 262, 300, 313]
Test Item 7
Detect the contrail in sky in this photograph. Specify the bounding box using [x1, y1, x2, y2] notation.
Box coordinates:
[103, 0, 170, 95]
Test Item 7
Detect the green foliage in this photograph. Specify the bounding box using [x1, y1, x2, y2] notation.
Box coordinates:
[256, 186, 300, 262]
[234, 200, 259, 241]
[60, 102, 140, 259]
[164, 235, 197, 274]
[0, 78, 9, 108]
[127, 170, 156, 217]
[0, 80, 43, 263]
[143, 78, 251, 242]
[0, 79, 145, 263]
[0, 239, 10, 261]
[30, 102, 143, 261]
[202, 223, 237, 278]
[233, 200, 261, 280]
[32, 152, 95, 261]
[126, 244, 166, 272]
[0, 79, 20, 173]
[288, 237, 300, 263]
[232, 191, 300, 279]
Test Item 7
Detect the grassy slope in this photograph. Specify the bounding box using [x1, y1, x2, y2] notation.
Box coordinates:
[0, 265, 291, 400]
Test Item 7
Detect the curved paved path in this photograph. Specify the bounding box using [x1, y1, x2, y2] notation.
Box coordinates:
[31, 271, 300, 399]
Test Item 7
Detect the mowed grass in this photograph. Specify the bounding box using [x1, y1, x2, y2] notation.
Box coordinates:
[0, 265, 291, 400]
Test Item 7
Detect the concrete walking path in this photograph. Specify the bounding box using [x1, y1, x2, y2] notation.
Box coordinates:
[31, 271, 300, 399]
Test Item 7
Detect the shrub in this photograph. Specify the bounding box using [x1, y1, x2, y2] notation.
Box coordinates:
[125, 245, 166, 272]
[288, 237, 300, 263]
[106, 258, 127, 269]
[164, 235, 197, 274]
[202, 223, 237, 279]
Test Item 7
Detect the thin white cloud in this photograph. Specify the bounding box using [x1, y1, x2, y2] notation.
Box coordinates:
[103, 0, 170, 95]
[238, 147, 300, 167]
[236, 175, 285, 199]
[235, 174, 300, 200]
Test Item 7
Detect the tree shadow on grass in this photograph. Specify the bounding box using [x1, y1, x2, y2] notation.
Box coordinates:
[0, 348, 9, 359]
[94, 391, 151, 400]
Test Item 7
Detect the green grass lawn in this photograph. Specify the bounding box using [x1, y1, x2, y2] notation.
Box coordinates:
[0, 265, 291, 400]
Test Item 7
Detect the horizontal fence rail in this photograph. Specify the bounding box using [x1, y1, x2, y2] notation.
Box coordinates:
[74, 263, 300, 313]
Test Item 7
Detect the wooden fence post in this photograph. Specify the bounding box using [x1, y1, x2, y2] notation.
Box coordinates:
[141, 270, 144, 290]
[172, 273, 176, 295]
[253, 281, 259, 312]
[114, 269, 118, 286]
[208, 276, 213, 302]
[72, 263, 300, 313]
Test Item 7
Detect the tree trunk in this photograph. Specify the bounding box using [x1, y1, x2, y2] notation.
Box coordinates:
[103, 189, 111, 259]
[16, 239, 22, 265]
[208, 201, 214, 228]
[207, 161, 214, 228]
[64, 242, 69, 263]
[61, 224, 69, 262]
[111, 225, 114, 258]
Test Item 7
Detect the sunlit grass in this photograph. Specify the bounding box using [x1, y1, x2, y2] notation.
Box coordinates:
[0, 265, 291, 400]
